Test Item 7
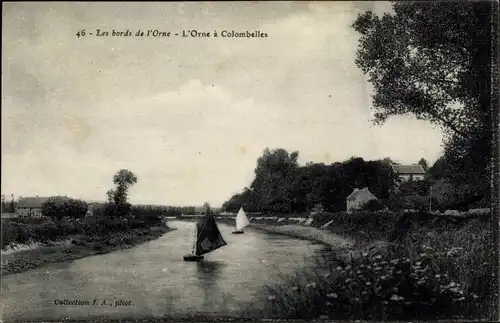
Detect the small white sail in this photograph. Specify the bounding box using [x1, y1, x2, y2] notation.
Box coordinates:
[235, 207, 250, 231]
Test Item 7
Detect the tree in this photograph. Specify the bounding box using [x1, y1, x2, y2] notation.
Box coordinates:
[106, 189, 115, 203]
[428, 156, 446, 180]
[10, 194, 16, 213]
[203, 202, 211, 214]
[353, 1, 493, 202]
[250, 148, 300, 213]
[111, 169, 138, 205]
[41, 196, 88, 222]
[418, 158, 429, 172]
[381, 157, 396, 166]
[105, 169, 138, 217]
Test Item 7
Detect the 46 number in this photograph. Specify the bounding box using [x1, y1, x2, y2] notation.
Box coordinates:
[76, 29, 86, 38]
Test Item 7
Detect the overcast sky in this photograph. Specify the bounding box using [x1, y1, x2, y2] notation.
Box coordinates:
[2, 2, 444, 206]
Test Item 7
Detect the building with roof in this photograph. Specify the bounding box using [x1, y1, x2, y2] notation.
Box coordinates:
[346, 187, 377, 213]
[391, 164, 426, 182]
[16, 196, 50, 217]
[86, 202, 106, 217]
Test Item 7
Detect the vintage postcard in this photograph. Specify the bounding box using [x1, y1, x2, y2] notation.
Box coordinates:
[1, 1, 498, 322]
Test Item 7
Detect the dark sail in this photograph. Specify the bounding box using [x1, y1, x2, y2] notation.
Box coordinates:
[194, 214, 227, 256]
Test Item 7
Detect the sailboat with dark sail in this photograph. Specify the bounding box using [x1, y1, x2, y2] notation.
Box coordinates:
[183, 213, 227, 262]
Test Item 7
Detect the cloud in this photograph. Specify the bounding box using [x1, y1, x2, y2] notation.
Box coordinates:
[2, 2, 444, 206]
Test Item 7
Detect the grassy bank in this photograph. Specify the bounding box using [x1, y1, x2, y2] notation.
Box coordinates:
[243, 211, 494, 320]
[1, 214, 173, 275]
[231, 210, 485, 241]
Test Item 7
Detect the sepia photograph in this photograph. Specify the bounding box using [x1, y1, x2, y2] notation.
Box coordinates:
[1, 1, 498, 322]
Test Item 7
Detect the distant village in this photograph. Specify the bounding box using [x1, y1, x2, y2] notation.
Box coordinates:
[1, 162, 428, 219]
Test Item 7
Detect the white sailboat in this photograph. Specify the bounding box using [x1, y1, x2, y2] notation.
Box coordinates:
[232, 207, 250, 234]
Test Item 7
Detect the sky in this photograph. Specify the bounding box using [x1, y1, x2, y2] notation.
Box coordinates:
[2, 2, 444, 207]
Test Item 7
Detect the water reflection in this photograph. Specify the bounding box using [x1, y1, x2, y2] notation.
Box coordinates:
[193, 261, 226, 312]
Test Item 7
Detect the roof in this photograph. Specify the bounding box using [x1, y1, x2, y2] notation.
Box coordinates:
[391, 164, 425, 175]
[17, 197, 50, 208]
[346, 187, 377, 201]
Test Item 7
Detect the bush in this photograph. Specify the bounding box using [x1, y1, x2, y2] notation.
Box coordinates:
[9, 217, 48, 224]
[102, 202, 132, 218]
[32, 220, 63, 243]
[362, 199, 385, 211]
[94, 215, 128, 233]
[1, 221, 32, 247]
[130, 218, 147, 229]
[41, 196, 88, 221]
[311, 211, 396, 242]
[397, 179, 433, 196]
[308, 210, 482, 244]
[135, 213, 163, 226]
[1, 218, 66, 248]
[2, 208, 168, 250]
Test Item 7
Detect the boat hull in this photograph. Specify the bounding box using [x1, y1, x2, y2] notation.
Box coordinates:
[183, 254, 204, 261]
[231, 231, 244, 234]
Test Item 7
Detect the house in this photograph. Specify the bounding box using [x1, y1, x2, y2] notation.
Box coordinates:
[86, 202, 104, 217]
[391, 164, 426, 182]
[16, 196, 50, 217]
[346, 187, 377, 213]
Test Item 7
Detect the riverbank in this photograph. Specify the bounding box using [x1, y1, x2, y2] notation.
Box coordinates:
[246, 213, 493, 320]
[1, 225, 175, 276]
[256, 223, 389, 260]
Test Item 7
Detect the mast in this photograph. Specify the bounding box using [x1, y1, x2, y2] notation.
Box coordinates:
[192, 218, 197, 255]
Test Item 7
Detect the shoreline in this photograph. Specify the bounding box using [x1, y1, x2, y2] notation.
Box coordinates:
[249, 223, 384, 261]
[250, 223, 355, 247]
[1, 226, 176, 276]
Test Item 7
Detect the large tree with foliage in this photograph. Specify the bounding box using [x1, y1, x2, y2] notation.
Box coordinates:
[105, 169, 138, 217]
[418, 158, 429, 172]
[108, 169, 138, 205]
[250, 148, 300, 213]
[352, 1, 494, 204]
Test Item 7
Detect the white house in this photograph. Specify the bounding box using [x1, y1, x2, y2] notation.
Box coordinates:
[391, 164, 426, 182]
[346, 187, 377, 213]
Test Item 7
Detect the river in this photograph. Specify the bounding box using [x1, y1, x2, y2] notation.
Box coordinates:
[1, 220, 332, 321]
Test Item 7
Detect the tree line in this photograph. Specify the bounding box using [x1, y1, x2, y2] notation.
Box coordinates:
[1, 194, 17, 213]
[222, 147, 487, 215]
[35, 169, 195, 221]
[221, 149, 397, 214]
